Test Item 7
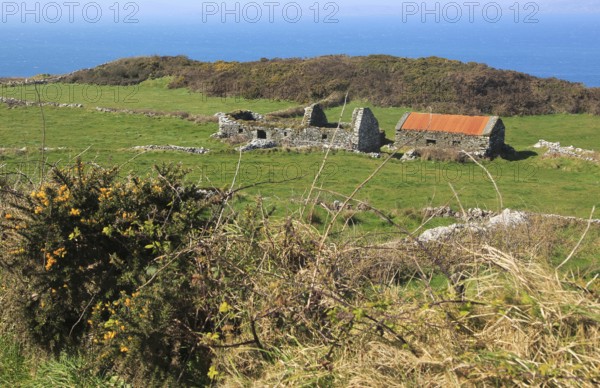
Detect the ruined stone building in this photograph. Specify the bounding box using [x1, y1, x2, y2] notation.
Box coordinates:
[395, 112, 506, 156]
[215, 104, 384, 153]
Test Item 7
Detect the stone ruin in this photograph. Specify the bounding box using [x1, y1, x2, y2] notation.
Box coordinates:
[214, 103, 384, 153]
[302, 103, 329, 127]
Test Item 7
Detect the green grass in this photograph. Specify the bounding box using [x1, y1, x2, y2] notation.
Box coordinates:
[1, 77, 296, 116]
[1, 79, 599, 233]
[0, 335, 28, 386]
[503, 114, 600, 150]
[0, 335, 120, 387]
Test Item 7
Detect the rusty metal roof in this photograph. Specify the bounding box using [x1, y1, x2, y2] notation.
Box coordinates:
[398, 113, 495, 136]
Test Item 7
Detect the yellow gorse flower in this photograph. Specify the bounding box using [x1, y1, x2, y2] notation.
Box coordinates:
[54, 247, 67, 257]
[44, 248, 66, 271]
[31, 189, 50, 207]
[104, 331, 117, 341]
[98, 187, 113, 201]
[55, 185, 71, 203]
[45, 253, 57, 271]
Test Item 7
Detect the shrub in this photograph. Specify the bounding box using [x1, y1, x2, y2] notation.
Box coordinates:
[0, 161, 224, 384]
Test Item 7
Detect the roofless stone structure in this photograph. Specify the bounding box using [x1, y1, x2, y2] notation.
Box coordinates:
[215, 104, 384, 153]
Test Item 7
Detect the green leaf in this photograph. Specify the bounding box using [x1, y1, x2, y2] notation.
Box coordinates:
[146, 266, 158, 276]
[69, 227, 81, 240]
[102, 226, 113, 236]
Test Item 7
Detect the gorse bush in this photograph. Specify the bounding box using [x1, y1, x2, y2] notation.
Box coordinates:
[1, 161, 224, 384]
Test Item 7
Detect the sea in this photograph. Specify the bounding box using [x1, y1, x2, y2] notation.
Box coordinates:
[1, 14, 599, 87]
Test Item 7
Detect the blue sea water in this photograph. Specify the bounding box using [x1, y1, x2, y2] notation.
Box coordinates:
[1, 15, 599, 87]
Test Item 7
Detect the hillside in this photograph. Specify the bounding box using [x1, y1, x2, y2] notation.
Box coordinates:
[63, 55, 600, 116]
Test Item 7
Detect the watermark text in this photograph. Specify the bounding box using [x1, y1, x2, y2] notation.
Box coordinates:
[1, 2, 140, 23]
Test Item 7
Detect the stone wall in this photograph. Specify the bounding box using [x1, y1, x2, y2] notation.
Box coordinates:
[216, 106, 383, 152]
[487, 120, 505, 155]
[395, 130, 491, 150]
[215, 112, 254, 140]
[302, 103, 328, 127]
[351, 108, 382, 153]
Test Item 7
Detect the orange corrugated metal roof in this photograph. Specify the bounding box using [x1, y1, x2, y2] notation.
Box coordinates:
[401, 113, 491, 136]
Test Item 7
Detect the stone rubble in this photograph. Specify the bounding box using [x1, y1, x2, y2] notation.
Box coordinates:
[0, 147, 65, 152]
[487, 208, 528, 228]
[417, 208, 600, 244]
[418, 209, 528, 243]
[400, 149, 420, 161]
[418, 223, 486, 243]
[0, 97, 83, 109]
[132, 145, 209, 154]
[96, 107, 163, 117]
[321, 200, 371, 212]
[423, 206, 497, 222]
[534, 139, 597, 162]
[237, 139, 278, 152]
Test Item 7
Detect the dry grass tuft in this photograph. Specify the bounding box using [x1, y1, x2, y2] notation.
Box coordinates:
[413, 147, 471, 163]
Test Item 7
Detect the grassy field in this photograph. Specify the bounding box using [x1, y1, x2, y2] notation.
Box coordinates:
[1, 79, 599, 228]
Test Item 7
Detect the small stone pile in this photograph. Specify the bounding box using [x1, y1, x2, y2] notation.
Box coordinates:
[321, 200, 371, 212]
[237, 139, 277, 152]
[534, 139, 597, 162]
[400, 149, 420, 161]
[423, 206, 456, 218]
